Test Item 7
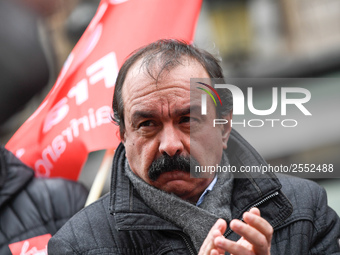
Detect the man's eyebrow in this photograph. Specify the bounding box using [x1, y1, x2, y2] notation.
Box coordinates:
[174, 105, 201, 116]
[174, 107, 191, 116]
[131, 110, 157, 121]
[188, 105, 202, 114]
[132, 106, 201, 120]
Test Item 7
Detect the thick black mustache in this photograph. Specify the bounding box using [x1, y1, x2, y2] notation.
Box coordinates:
[148, 154, 200, 181]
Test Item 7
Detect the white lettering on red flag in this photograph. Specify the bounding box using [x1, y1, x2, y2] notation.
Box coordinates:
[8, 234, 51, 255]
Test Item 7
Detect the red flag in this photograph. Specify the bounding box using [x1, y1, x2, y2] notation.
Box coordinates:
[8, 234, 51, 255]
[6, 0, 202, 180]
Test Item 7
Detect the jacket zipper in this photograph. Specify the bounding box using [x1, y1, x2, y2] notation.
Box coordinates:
[176, 231, 196, 255]
[224, 191, 279, 237]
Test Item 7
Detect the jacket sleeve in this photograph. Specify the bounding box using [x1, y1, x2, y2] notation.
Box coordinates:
[48, 196, 125, 255]
[45, 178, 89, 229]
[310, 185, 340, 255]
[27, 177, 89, 231]
[48, 236, 79, 255]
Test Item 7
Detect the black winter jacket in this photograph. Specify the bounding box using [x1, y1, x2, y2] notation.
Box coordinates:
[0, 146, 88, 254]
[48, 130, 340, 254]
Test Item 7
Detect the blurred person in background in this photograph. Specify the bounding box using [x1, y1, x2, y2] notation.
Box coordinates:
[0, 145, 88, 254]
[0, 0, 87, 141]
[0, 0, 53, 126]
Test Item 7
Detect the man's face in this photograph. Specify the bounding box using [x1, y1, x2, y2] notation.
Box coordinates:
[121, 57, 231, 203]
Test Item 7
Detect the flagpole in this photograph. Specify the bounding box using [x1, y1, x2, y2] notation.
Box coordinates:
[85, 148, 115, 207]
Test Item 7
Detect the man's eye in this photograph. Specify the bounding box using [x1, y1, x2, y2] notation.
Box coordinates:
[179, 116, 191, 123]
[180, 116, 199, 124]
[138, 120, 154, 128]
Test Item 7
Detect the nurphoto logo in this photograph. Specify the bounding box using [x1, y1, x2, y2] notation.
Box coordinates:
[196, 82, 222, 115]
[194, 79, 312, 128]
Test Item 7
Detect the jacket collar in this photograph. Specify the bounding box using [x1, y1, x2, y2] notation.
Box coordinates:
[225, 130, 293, 231]
[0, 146, 34, 208]
[109, 129, 293, 231]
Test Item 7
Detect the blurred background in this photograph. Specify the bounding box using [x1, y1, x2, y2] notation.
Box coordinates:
[0, 0, 339, 213]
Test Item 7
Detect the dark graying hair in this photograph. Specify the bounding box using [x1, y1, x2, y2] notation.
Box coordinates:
[112, 39, 232, 138]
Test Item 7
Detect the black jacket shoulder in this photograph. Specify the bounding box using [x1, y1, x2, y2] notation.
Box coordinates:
[0, 146, 88, 255]
[272, 174, 340, 254]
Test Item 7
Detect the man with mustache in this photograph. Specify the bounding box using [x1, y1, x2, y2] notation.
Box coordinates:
[48, 39, 340, 254]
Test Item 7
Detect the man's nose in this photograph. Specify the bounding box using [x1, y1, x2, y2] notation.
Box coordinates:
[159, 124, 184, 157]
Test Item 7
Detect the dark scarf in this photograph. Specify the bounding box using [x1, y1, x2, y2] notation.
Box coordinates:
[124, 153, 233, 252]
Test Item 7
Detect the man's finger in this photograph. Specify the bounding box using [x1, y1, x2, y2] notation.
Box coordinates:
[229, 219, 272, 254]
[199, 219, 227, 254]
[214, 236, 254, 255]
[249, 207, 261, 216]
[243, 209, 273, 241]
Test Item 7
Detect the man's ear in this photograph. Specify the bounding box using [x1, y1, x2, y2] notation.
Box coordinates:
[121, 131, 126, 143]
[120, 128, 126, 144]
[221, 110, 232, 150]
